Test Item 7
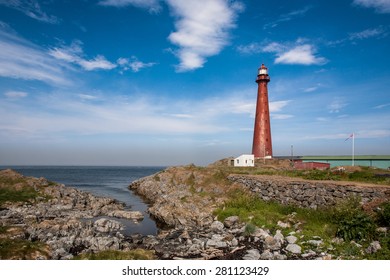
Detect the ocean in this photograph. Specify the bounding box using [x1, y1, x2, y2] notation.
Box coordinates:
[0, 166, 165, 236]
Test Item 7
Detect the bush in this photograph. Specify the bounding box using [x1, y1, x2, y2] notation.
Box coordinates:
[244, 223, 256, 236]
[377, 202, 390, 227]
[334, 197, 376, 241]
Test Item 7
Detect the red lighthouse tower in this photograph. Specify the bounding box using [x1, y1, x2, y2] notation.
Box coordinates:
[252, 64, 273, 158]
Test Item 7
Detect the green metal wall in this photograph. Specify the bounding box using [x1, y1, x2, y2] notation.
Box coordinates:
[302, 159, 390, 169]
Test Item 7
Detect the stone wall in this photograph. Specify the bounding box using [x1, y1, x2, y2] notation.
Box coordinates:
[228, 175, 390, 209]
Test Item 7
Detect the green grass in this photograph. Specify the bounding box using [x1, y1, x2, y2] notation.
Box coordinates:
[0, 186, 41, 207]
[0, 238, 49, 259]
[214, 190, 390, 259]
[215, 189, 335, 236]
[222, 165, 390, 185]
[0, 226, 9, 234]
[73, 249, 155, 260]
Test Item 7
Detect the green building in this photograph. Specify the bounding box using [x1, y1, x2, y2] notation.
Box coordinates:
[301, 155, 390, 169]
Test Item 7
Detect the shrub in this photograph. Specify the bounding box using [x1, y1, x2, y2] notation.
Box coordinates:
[244, 223, 256, 236]
[333, 196, 376, 241]
[377, 202, 390, 227]
[73, 249, 155, 260]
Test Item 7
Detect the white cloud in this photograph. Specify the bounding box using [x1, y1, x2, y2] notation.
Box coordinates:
[269, 100, 291, 112]
[0, 29, 69, 85]
[353, 0, 390, 13]
[263, 6, 312, 29]
[4, 91, 28, 99]
[374, 103, 390, 109]
[78, 55, 116, 71]
[49, 40, 116, 71]
[0, 0, 59, 23]
[274, 44, 327, 65]
[166, 0, 243, 71]
[117, 56, 156, 72]
[78, 94, 99, 100]
[239, 40, 327, 66]
[304, 86, 318, 92]
[236, 42, 262, 54]
[328, 98, 348, 113]
[99, 0, 162, 13]
[349, 27, 387, 40]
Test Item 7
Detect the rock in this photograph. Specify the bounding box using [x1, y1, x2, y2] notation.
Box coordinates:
[307, 240, 323, 247]
[243, 249, 260, 260]
[350, 241, 362, 248]
[93, 218, 123, 233]
[331, 237, 344, 245]
[273, 251, 287, 260]
[252, 228, 270, 239]
[301, 250, 316, 258]
[274, 230, 284, 243]
[210, 221, 225, 232]
[277, 221, 290, 228]
[286, 235, 298, 244]
[107, 210, 143, 221]
[260, 250, 274, 260]
[376, 227, 387, 234]
[206, 234, 228, 249]
[286, 244, 302, 254]
[264, 236, 281, 251]
[365, 241, 381, 254]
[224, 216, 239, 228]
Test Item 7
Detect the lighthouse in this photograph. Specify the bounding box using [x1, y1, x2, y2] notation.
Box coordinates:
[252, 64, 273, 158]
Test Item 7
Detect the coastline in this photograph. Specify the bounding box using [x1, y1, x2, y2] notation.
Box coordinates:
[1, 165, 389, 260]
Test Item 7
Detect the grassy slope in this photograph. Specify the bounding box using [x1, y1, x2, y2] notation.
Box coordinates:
[214, 189, 390, 259]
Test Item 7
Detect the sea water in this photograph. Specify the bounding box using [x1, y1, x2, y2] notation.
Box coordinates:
[0, 166, 165, 235]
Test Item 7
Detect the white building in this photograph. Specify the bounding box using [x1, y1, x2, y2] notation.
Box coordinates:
[234, 154, 255, 167]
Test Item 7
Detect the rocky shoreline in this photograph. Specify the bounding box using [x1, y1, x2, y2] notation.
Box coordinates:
[0, 169, 143, 259]
[1, 167, 387, 260]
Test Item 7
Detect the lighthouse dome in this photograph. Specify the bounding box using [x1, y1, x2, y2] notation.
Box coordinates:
[258, 64, 268, 75]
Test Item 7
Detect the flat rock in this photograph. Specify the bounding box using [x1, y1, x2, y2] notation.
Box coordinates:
[286, 244, 302, 254]
[107, 210, 143, 221]
[286, 235, 298, 244]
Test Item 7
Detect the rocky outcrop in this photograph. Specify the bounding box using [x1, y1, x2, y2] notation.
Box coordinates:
[126, 215, 337, 260]
[228, 174, 390, 209]
[0, 169, 143, 259]
[129, 165, 239, 229]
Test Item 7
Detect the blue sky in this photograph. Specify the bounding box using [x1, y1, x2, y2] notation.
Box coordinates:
[0, 0, 389, 166]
